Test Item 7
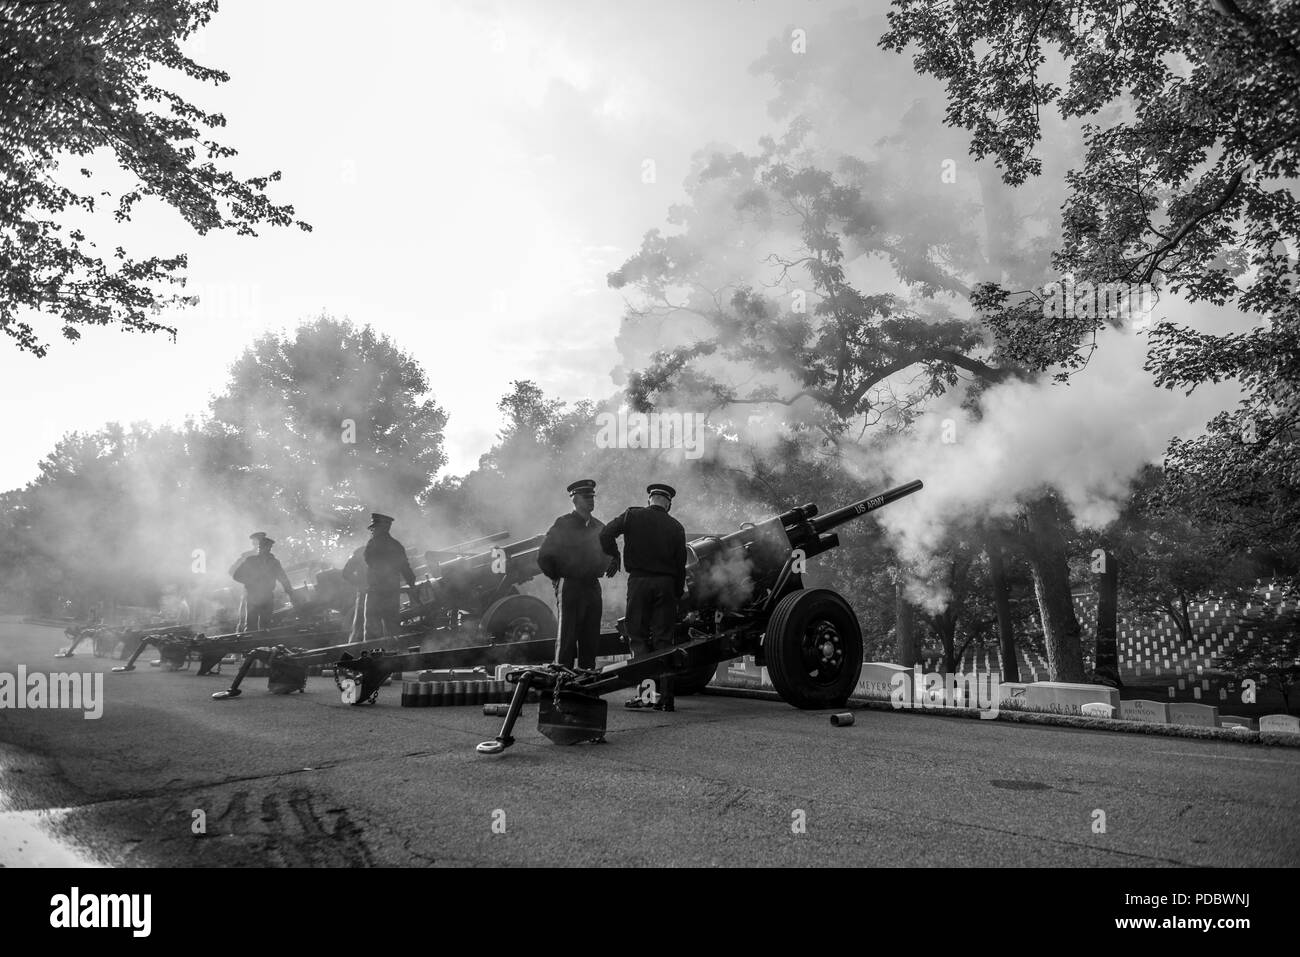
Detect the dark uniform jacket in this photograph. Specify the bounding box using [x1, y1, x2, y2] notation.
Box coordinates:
[230, 552, 292, 604]
[341, 545, 367, 590]
[600, 505, 687, 595]
[538, 512, 616, 582]
[363, 534, 416, 592]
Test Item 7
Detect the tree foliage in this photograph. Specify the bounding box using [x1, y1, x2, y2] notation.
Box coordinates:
[1110, 466, 1259, 643]
[0, 0, 309, 354]
[206, 316, 448, 548]
[883, 0, 1300, 563]
[0, 317, 447, 613]
[608, 134, 1010, 439]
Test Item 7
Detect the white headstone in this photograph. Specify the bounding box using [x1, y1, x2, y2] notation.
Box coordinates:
[999, 681, 1029, 705]
[1168, 703, 1219, 728]
[1121, 699, 1169, 724]
[1081, 702, 1115, 718]
[853, 662, 911, 701]
[1259, 715, 1300, 734]
[1023, 682, 1120, 715]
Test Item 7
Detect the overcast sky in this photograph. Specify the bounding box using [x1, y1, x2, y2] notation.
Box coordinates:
[1, 0, 837, 491]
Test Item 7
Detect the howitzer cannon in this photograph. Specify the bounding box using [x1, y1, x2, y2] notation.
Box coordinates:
[475, 479, 924, 754]
[109, 580, 351, 675]
[110, 621, 353, 676]
[210, 636, 398, 698]
[58, 620, 191, 660]
[56, 622, 105, 658]
[400, 533, 556, 647]
[209, 631, 592, 702]
[207, 531, 561, 700]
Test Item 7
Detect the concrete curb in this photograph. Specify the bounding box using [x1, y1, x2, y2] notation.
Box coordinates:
[701, 686, 1300, 748]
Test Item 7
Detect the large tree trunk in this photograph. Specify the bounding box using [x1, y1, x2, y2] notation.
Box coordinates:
[931, 608, 958, 674]
[894, 580, 919, 667]
[1094, 547, 1121, 686]
[986, 541, 1020, 683]
[1021, 495, 1086, 682]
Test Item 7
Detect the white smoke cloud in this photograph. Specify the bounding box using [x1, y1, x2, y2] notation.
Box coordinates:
[840, 309, 1242, 609]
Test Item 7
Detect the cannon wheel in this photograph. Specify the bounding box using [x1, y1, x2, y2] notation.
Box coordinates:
[479, 594, 557, 644]
[764, 588, 862, 710]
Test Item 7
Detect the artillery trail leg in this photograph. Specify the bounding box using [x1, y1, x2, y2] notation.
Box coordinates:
[111, 636, 156, 673]
[55, 633, 86, 658]
[212, 649, 270, 699]
[476, 673, 536, 755]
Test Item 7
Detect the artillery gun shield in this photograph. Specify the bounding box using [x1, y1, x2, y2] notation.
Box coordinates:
[538, 690, 607, 745]
[763, 588, 863, 709]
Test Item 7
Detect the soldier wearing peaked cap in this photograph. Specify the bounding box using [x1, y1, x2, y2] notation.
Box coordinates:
[538, 480, 619, 670]
[362, 513, 416, 645]
[340, 543, 368, 643]
[600, 484, 687, 708]
[229, 532, 294, 632]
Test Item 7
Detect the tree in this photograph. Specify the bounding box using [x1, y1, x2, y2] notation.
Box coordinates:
[608, 134, 1092, 680]
[0, 421, 236, 614]
[918, 538, 988, 674]
[1215, 607, 1300, 713]
[205, 316, 448, 551]
[882, 0, 1300, 577]
[428, 380, 603, 540]
[1112, 466, 1259, 645]
[0, 0, 309, 355]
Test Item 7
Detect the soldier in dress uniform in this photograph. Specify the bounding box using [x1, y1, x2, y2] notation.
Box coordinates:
[538, 479, 620, 670]
[340, 543, 368, 642]
[599, 483, 687, 709]
[362, 512, 416, 644]
[229, 532, 294, 632]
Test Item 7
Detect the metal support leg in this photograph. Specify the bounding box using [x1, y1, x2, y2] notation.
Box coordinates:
[111, 635, 157, 673]
[212, 648, 271, 699]
[476, 672, 536, 755]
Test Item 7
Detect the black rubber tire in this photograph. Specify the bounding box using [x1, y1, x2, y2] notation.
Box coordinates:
[479, 594, 558, 643]
[763, 588, 863, 709]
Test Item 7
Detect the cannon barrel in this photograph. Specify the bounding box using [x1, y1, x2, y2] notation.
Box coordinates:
[808, 479, 924, 535]
[404, 534, 545, 625]
[424, 530, 511, 565]
[684, 479, 925, 606]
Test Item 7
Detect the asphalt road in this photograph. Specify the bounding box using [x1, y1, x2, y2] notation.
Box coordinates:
[0, 617, 1296, 867]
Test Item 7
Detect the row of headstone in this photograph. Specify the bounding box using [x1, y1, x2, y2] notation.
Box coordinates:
[712, 661, 1300, 736]
[1117, 700, 1300, 733]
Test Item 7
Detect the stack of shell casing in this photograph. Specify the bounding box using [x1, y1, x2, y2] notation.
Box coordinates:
[400, 677, 514, 707]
